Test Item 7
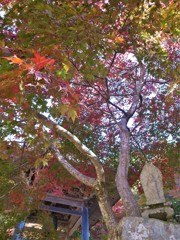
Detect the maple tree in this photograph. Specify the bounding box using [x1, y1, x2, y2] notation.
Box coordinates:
[0, 0, 179, 238]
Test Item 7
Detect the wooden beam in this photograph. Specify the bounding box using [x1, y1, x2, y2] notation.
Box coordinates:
[44, 194, 85, 208]
[40, 205, 82, 216]
[68, 216, 82, 237]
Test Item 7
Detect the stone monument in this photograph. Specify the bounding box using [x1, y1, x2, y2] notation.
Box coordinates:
[140, 163, 174, 221]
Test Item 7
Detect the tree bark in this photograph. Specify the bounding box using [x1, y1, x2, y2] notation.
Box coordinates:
[115, 119, 141, 217]
[114, 64, 145, 217]
[95, 181, 117, 232]
[107, 225, 122, 240]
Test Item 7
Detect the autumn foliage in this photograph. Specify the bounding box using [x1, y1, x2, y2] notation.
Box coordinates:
[0, 0, 179, 238]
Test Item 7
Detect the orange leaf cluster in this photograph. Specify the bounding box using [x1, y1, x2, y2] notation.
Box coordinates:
[115, 36, 125, 44]
[2, 56, 24, 64]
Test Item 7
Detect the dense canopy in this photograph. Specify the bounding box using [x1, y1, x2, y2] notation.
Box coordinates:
[0, 0, 179, 239]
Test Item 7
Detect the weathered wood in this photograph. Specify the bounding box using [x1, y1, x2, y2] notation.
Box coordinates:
[40, 205, 82, 216]
[68, 216, 82, 237]
[44, 194, 85, 208]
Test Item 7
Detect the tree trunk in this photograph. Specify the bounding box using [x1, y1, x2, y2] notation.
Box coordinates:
[115, 120, 141, 217]
[107, 223, 122, 240]
[95, 181, 117, 232]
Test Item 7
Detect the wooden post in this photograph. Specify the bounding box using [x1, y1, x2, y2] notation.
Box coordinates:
[82, 207, 89, 240]
[52, 214, 58, 230]
[12, 220, 26, 240]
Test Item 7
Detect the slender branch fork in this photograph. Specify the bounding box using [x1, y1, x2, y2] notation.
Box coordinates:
[33, 111, 105, 181]
[33, 111, 117, 229]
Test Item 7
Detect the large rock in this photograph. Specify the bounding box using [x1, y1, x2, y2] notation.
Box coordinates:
[120, 217, 180, 240]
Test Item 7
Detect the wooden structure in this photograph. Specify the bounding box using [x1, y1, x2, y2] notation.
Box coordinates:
[12, 193, 119, 240]
[42, 194, 89, 239]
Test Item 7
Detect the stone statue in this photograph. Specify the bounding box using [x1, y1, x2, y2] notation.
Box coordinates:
[140, 163, 165, 205]
[140, 163, 174, 221]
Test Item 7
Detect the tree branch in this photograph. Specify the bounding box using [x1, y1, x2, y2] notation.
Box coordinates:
[87, 82, 127, 115]
[107, 51, 117, 75]
[107, 99, 127, 115]
[33, 112, 105, 182]
[51, 144, 97, 187]
[126, 63, 146, 120]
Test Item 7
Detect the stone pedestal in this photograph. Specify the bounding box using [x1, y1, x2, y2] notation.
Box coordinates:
[141, 202, 174, 221]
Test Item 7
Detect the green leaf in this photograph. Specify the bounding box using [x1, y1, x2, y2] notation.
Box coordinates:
[68, 108, 78, 123]
[35, 158, 49, 168]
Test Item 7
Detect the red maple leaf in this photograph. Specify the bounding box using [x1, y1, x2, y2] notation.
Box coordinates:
[31, 51, 55, 71]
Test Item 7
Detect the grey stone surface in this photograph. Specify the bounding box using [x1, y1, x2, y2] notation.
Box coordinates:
[141, 205, 174, 220]
[120, 217, 180, 240]
[140, 163, 166, 205]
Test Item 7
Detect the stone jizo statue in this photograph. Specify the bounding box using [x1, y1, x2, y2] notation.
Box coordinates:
[140, 163, 165, 205]
[140, 163, 174, 221]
